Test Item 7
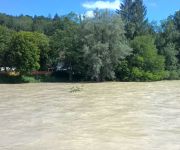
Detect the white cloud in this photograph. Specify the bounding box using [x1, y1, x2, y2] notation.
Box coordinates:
[82, 0, 121, 10]
[84, 10, 94, 18]
[148, 2, 157, 7]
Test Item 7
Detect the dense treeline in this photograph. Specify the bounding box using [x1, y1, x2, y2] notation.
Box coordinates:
[0, 0, 180, 82]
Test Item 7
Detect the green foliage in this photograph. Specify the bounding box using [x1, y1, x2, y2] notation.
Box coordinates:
[0, 25, 13, 67]
[129, 35, 166, 81]
[3, 31, 50, 73]
[117, 0, 148, 39]
[80, 10, 132, 81]
[131, 67, 167, 81]
[155, 10, 180, 80]
[0, 13, 33, 31]
[0, 9, 180, 82]
[115, 60, 131, 81]
[13, 15, 33, 31]
[21, 75, 38, 83]
[167, 70, 180, 80]
[32, 16, 52, 34]
[50, 13, 81, 81]
[32, 32, 50, 70]
[0, 74, 37, 83]
[161, 43, 178, 71]
[7, 32, 40, 74]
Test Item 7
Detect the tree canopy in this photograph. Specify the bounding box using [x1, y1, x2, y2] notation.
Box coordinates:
[6, 32, 40, 74]
[80, 11, 132, 81]
[0, 6, 180, 81]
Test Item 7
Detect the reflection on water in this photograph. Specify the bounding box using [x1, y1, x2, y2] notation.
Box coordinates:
[0, 81, 180, 150]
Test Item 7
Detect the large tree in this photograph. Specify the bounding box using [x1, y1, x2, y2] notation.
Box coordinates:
[50, 13, 81, 81]
[6, 32, 40, 74]
[80, 10, 132, 81]
[117, 0, 147, 39]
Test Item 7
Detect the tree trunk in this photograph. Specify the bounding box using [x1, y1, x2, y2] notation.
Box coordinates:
[69, 62, 72, 82]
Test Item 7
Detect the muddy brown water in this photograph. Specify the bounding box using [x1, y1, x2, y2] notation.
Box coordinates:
[0, 81, 180, 150]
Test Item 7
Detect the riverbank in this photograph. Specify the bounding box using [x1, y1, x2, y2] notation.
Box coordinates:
[1, 73, 180, 84]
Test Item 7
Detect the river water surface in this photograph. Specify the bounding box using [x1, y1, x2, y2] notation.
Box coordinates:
[0, 81, 180, 150]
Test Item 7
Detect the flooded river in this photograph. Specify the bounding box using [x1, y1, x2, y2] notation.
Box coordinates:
[0, 81, 180, 150]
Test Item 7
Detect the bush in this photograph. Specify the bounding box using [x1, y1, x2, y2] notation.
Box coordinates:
[167, 70, 180, 80]
[131, 67, 143, 81]
[115, 60, 131, 81]
[130, 67, 167, 81]
[21, 75, 38, 83]
[127, 35, 166, 81]
[0, 74, 21, 83]
[0, 74, 38, 83]
[0, 72, 73, 84]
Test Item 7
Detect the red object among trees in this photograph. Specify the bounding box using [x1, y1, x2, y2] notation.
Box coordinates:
[31, 71, 52, 75]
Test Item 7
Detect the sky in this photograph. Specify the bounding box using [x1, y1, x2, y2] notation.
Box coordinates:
[0, 0, 180, 22]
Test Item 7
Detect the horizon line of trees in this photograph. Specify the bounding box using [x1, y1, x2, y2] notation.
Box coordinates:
[0, 0, 180, 81]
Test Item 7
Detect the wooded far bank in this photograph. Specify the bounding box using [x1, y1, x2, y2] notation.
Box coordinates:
[0, 0, 180, 83]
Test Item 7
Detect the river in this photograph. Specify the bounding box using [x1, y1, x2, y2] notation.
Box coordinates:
[0, 81, 180, 150]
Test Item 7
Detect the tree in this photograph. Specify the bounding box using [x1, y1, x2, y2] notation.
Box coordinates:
[161, 43, 178, 71]
[13, 15, 33, 31]
[50, 13, 81, 81]
[173, 11, 180, 62]
[0, 13, 14, 29]
[32, 16, 52, 34]
[6, 32, 40, 74]
[117, 0, 148, 39]
[129, 35, 166, 81]
[0, 10, 180, 81]
[29, 32, 50, 70]
[156, 10, 180, 79]
[116, 0, 133, 21]
[0, 25, 13, 69]
[80, 10, 132, 81]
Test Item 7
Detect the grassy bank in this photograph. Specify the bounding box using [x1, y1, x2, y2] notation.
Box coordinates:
[0, 74, 66, 84]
